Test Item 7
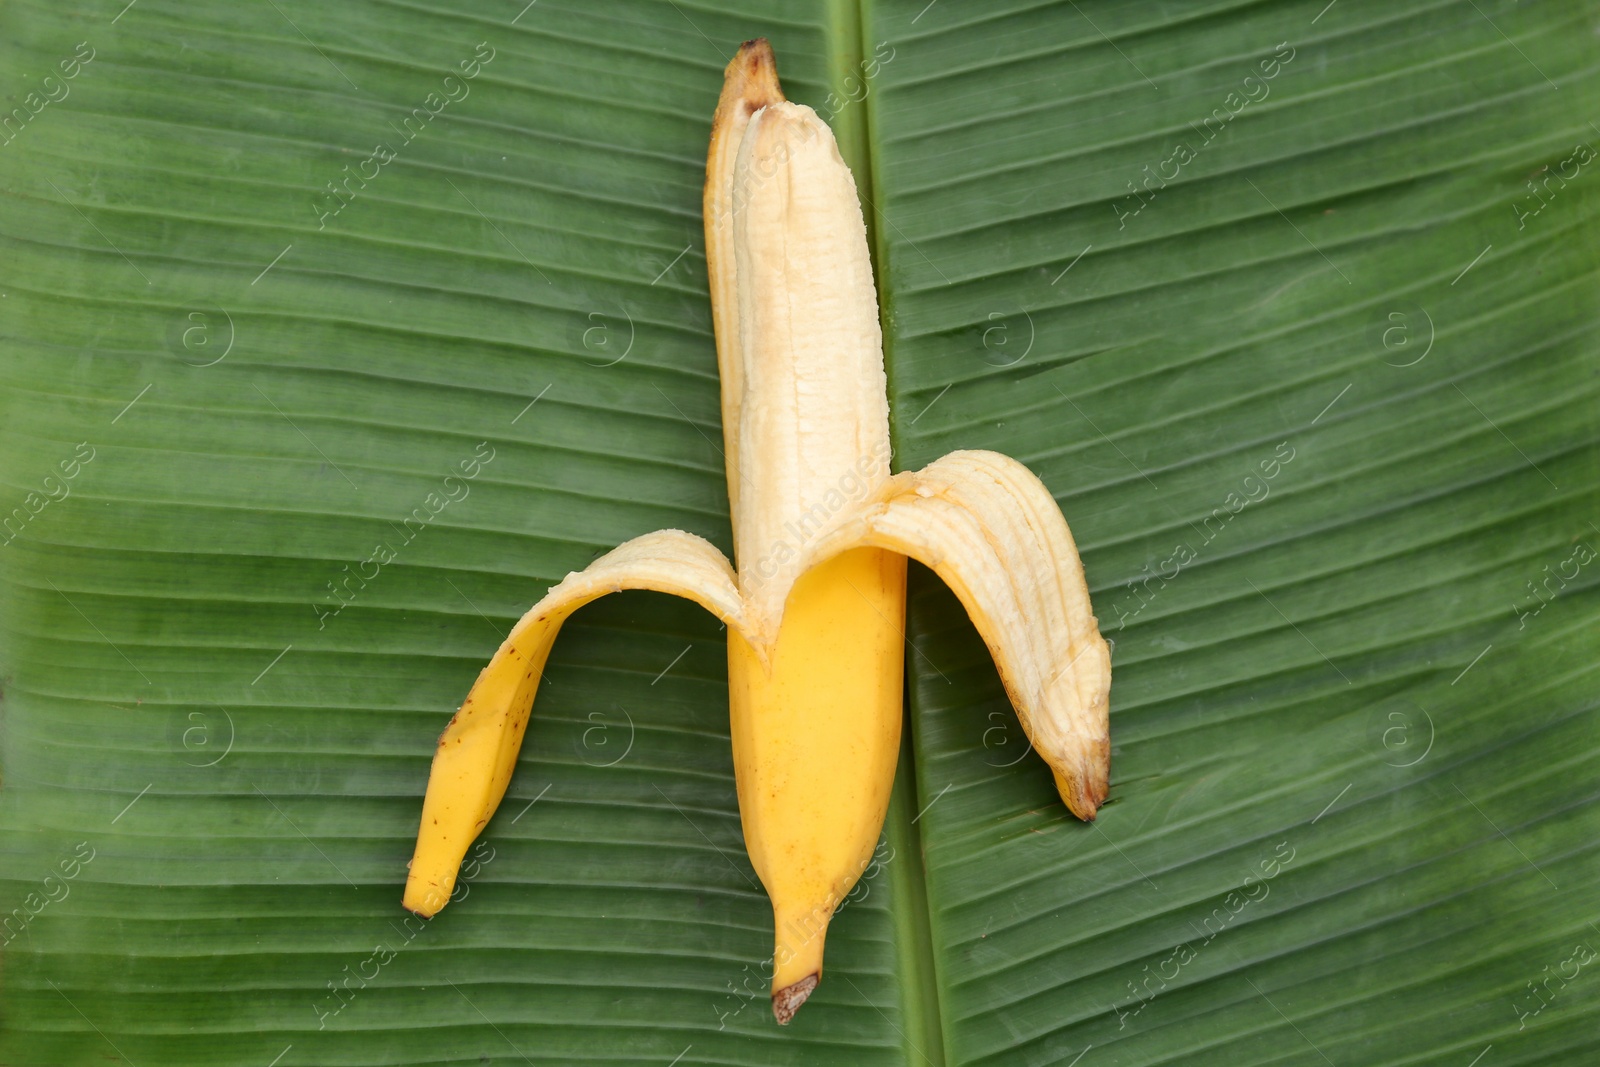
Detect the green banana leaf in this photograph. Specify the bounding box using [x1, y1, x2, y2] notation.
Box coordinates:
[2, 0, 1596, 1063]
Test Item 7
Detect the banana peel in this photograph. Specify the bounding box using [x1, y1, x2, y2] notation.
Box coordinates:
[403, 38, 1111, 1025]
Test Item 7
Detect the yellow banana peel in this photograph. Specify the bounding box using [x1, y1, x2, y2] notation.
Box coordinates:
[403, 38, 1111, 1025]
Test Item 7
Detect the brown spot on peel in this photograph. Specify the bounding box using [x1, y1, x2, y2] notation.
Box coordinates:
[771, 973, 818, 1025]
[734, 39, 784, 111]
[706, 38, 784, 162]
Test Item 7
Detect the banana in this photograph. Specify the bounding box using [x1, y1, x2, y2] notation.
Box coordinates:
[403, 39, 1111, 1025]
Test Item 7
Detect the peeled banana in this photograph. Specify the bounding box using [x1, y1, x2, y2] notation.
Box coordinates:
[403, 38, 1111, 1025]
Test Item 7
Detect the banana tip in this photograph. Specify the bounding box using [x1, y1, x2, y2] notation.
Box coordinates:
[736, 37, 774, 64]
[401, 882, 448, 918]
[1053, 764, 1107, 822]
[771, 974, 818, 1025]
[721, 37, 783, 113]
